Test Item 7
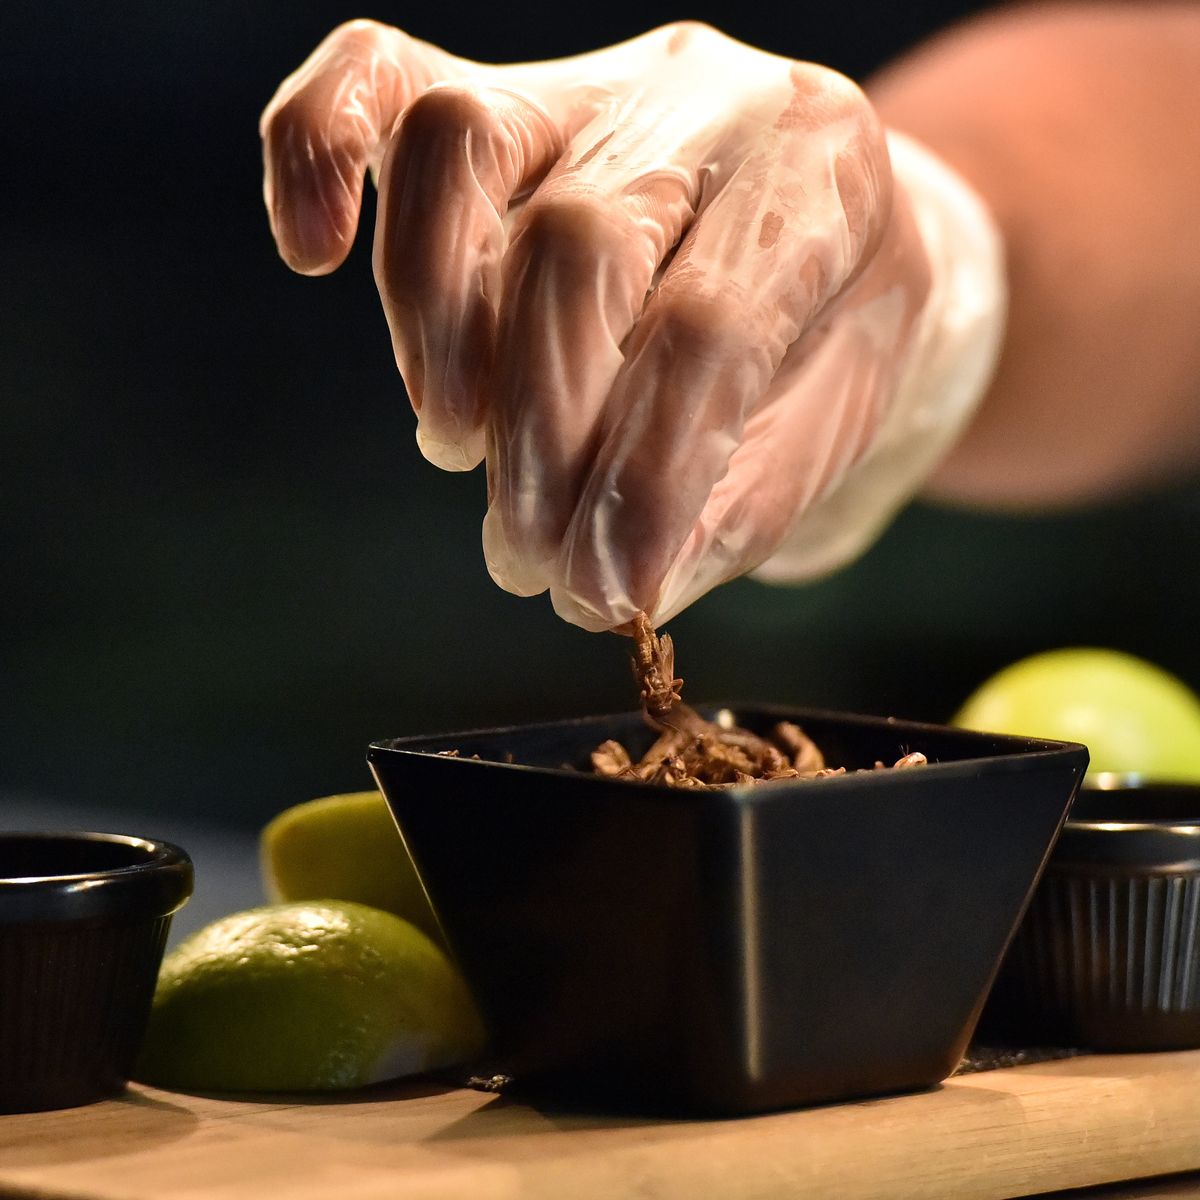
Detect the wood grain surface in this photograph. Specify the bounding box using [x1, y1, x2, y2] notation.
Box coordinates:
[4, 1052, 1200, 1200]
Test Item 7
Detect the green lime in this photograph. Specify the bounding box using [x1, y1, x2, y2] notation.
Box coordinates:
[135, 901, 485, 1093]
[260, 791, 440, 945]
[953, 648, 1200, 781]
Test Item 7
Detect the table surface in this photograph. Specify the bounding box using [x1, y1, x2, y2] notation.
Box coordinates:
[6, 1051, 1200, 1200]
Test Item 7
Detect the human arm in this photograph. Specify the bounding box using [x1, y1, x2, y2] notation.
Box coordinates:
[870, 1, 1200, 509]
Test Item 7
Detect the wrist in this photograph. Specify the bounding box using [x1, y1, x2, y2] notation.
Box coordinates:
[750, 129, 1007, 584]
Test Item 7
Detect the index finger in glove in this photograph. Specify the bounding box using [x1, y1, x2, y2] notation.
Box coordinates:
[260, 20, 463, 275]
[649, 290, 913, 625]
[556, 70, 893, 627]
[559, 178, 931, 630]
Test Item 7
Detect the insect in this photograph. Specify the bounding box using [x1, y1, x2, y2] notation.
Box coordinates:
[595, 613, 929, 790]
[630, 612, 684, 723]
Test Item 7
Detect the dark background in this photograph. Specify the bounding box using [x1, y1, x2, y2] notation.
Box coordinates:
[5, 0, 1199, 833]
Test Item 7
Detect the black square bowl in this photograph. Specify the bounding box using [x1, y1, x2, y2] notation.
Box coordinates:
[368, 705, 1087, 1115]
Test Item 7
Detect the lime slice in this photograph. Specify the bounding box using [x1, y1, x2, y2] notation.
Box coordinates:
[261, 791, 441, 944]
[135, 901, 485, 1093]
[953, 647, 1200, 781]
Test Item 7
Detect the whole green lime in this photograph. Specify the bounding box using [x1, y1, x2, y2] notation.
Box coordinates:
[135, 901, 485, 1093]
[953, 648, 1200, 781]
[260, 791, 440, 945]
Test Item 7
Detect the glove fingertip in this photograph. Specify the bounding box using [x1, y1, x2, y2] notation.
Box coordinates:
[270, 199, 355, 276]
[415, 426, 485, 473]
[548, 587, 629, 634]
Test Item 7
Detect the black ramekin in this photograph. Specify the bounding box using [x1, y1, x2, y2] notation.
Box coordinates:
[982, 778, 1200, 1050]
[0, 832, 193, 1112]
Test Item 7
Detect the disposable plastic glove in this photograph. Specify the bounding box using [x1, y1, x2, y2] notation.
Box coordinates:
[262, 21, 1004, 631]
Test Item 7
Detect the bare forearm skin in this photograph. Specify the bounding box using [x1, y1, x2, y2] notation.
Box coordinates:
[870, 2, 1200, 510]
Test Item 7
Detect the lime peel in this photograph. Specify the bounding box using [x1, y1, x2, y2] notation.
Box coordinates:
[135, 900, 485, 1094]
[260, 790, 442, 945]
[953, 647, 1200, 782]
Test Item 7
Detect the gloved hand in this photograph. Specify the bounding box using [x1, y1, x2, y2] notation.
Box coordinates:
[261, 21, 1005, 631]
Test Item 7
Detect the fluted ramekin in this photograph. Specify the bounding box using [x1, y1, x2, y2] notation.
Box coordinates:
[984, 778, 1200, 1050]
[0, 832, 192, 1112]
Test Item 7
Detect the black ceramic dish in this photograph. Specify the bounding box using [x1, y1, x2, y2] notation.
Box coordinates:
[983, 778, 1200, 1051]
[0, 832, 193, 1113]
[369, 704, 1087, 1115]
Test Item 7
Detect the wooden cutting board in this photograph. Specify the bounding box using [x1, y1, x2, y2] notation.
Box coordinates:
[4, 1052, 1200, 1200]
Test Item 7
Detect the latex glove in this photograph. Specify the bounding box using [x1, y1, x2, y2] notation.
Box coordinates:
[262, 21, 1004, 631]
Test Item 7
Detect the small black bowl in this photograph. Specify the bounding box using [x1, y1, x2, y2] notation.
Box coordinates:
[369, 704, 1087, 1115]
[982, 777, 1200, 1051]
[0, 832, 193, 1113]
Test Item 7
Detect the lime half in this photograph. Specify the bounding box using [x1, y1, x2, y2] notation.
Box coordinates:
[135, 901, 485, 1093]
[260, 790, 441, 944]
[953, 647, 1200, 781]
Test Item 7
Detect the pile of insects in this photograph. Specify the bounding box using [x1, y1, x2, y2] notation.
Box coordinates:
[589, 614, 926, 789]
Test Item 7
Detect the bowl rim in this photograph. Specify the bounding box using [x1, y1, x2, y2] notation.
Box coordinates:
[0, 832, 193, 925]
[1069, 774, 1200, 835]
[0, 832, 185, 883]
[1068, 820, 1200, 836]
[368, 702, 1089, 797]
